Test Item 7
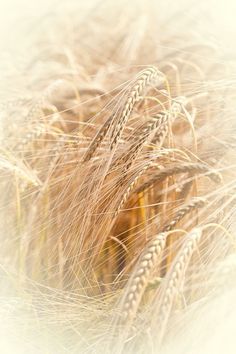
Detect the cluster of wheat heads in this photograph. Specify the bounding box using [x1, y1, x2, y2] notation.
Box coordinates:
[0, 1, 236, 353]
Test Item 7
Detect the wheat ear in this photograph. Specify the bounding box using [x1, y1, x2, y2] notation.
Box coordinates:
[114, 150, 171, 216]
[118, 198, 205, 324]
[82, 112, 115, 162]
[110, 66, 164, 150]
[112, 114, 168, 171]
[134, 162, 222, 195]
[151, 96, 186, 144]
[114, 163, 155, 217]
[155, 228, 202, 345]
[119, 232, 167, 324]
[162, 197, 206, 232]
[83, 67, 164, 162]
[126, 97, 186, 170]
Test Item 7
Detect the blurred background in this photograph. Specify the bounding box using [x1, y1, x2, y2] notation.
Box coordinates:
[0, 0, 236, 50]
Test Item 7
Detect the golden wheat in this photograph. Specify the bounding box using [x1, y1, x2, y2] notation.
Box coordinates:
[1, 1, 236, 353]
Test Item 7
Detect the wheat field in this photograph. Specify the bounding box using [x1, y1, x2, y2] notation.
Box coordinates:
[0, 0, 236, 353]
